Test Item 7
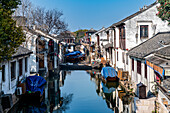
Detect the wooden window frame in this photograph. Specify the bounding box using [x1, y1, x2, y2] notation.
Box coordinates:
[2, 65, 5, 82]
[107, 31, 109, 40]
[122, 52, 125, 63]
[119, 26, 126, 50]
[25, 57, 28, 72]
[11, 61, 16, 80]
[145, 64, 147, 79]
[137, 60, 141, 74]
[97, 34, 100, 46]
[114, 29, 116, 48]
[126, 55, 128, 65]
[140, 25, 148, 38]
[19, 59, 23, 76]
[132, 59, 134, 71]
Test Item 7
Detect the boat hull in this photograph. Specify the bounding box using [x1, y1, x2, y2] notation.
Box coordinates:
[21, 92, 43, 104]
[102, 76, 119, 83]
[107, 76, 119, 82]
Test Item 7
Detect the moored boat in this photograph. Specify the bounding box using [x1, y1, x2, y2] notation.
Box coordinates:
[65, 51, 85, 62]
[101, 67, 119, 83]
[21, 73, 46, 103]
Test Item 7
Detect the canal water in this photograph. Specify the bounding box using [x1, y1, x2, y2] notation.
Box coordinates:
[9, 70, 135, 113]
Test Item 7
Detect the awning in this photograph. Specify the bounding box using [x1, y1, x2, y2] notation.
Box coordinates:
[145, 60, 165, 77]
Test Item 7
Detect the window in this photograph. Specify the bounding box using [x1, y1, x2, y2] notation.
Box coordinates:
[119, 26, 126, 50]
[107, 31, 109, 40]
[25, 57, 28, 72]
[140, 25, 148, 38]
[2, 65, 5, 82]
[11, 61, 16, 80]
[137, 60, 141, 74]
[132, 59, 134, 71]
[122, 52, 125, 63]
[117, 51, 119, 61]
[114, 29, 116, 48]
[126, 55, 128, 65]
[19, 59, 23, 76]
[97, 34, 100, 46]
[145, 64, 147, 79]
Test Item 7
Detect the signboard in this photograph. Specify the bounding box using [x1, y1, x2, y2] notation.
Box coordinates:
[165, 70, 170, 76]
[145, 60, 164, 77]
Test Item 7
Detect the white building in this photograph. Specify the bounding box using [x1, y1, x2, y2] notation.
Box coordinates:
[127, 32, 170, 98]
[22, 27, 60, 74]
[0, 46, 33, 94]
[92, 1, 170, 70]
[110, 1, 169, 72]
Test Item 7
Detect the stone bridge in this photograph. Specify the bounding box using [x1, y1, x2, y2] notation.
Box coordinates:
[59, 63, 92, 70]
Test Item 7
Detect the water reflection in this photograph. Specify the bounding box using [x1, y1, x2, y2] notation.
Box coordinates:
[9, 69, 135, 113]
[88, 69, 135, 113]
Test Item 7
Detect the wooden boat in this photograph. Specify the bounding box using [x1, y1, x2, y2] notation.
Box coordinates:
[21, 91, 44, 104]
[65, 51, 85, 62]
[22, 74, 46, 104]
[101, 67, 119, 83]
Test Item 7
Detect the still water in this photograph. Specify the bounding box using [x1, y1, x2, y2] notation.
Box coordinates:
[56, 71, 114, 113]
[9, 70, 135, 113]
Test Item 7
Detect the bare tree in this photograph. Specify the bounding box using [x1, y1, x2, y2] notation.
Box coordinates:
[35, 8, 68, 34]
[15, 0, 68, 34]
[44, 9, 68, 34]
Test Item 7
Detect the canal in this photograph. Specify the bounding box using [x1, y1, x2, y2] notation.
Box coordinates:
[9, 70, 135, 113]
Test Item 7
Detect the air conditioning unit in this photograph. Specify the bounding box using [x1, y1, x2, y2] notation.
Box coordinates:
[16, 87, 22, 95]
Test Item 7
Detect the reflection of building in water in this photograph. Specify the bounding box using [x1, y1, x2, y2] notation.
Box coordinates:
[116, 86, 136, 113]
[91, 70, 136, 113]
[59, 71, 66, 87]
[44, 70, 68, 112]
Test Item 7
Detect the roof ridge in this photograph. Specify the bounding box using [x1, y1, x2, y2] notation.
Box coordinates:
[110, 2, 158, 28]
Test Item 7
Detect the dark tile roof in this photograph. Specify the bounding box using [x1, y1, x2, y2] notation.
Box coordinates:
[110, 2, 157, 27]
[127, 32, 170, 59]
[146, 56, 166, 65]
[163, 78, 170, 90]
[23, 27, 59, 40]
[57, 31, 75, 39]
[12, 46, 33, 58]
[155, 46, 170, 58]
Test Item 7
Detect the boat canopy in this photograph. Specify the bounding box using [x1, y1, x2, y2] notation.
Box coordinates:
[101, 67, 117, 79]
[26, 75, 46, 95]
[65, 51, 81, 56]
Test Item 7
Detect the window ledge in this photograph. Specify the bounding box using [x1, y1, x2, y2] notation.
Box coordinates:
[140, 36, 148, 39]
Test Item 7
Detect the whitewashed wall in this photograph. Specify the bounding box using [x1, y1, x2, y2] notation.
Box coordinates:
[125, 3, 170, 50]
[1, 56, 31, 94]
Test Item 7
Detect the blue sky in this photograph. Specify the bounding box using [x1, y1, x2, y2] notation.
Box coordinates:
[30, 0, 156, 32]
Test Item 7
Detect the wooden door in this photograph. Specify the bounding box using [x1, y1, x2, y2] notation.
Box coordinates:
[39, 54, 44, 68]
[139, 86, 146, 99]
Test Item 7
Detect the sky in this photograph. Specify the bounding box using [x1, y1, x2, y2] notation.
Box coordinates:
[30, 0, 156, 32]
